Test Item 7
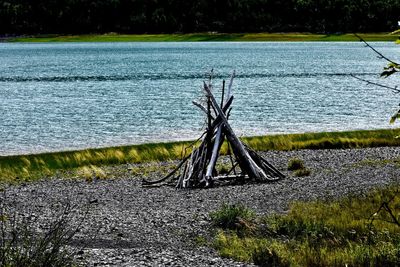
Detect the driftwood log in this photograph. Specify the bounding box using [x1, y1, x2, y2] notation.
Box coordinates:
[143, 71, 284, 188]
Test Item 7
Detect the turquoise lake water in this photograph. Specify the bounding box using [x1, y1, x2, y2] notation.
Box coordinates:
[0, 42, 399, 155]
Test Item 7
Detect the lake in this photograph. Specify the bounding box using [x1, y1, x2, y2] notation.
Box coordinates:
[0, 42, 398, 156]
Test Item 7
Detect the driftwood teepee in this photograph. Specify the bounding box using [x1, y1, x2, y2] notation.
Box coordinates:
[143, 72, 284, 188]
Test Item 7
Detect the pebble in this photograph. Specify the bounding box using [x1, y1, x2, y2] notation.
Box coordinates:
[2, 147, 399, 266]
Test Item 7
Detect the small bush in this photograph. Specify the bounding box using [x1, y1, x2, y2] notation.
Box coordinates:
[287, 157, 305, 171]
[210, 204, 255, 232]
[293, 168, 311, 177]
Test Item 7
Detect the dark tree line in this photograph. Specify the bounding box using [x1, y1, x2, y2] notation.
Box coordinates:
[1, 0, 399, 35]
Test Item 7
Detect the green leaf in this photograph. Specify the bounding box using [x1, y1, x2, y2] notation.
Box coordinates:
[387, 62, 400, 69]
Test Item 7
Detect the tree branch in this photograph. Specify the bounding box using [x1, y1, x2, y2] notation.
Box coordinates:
[354, 33, 400, 66]
[351, 74, 400, 93]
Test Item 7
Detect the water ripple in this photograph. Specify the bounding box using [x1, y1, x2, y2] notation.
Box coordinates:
[0, 72, 377, 83]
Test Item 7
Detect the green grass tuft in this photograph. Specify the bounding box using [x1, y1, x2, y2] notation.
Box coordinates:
[288, 157, 311, 177]
[287, 157, 305, 171]
[210, 203, 256, 234]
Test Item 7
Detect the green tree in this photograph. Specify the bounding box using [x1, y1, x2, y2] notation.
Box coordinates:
[1, 0, 400, 34]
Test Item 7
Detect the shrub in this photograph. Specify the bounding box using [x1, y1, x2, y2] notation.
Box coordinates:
[287, 157, 311, 176]
[287, 157, 305, 171]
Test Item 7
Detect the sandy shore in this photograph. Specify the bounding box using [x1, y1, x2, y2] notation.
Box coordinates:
[3, 147, 400, 266]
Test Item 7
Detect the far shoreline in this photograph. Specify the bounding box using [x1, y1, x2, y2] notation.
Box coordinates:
[3, 32, 399, 42]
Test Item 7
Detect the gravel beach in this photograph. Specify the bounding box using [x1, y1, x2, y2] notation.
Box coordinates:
[3, 147, 400, 266]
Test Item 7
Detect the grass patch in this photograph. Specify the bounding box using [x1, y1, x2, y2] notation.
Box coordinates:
[212, 186, 400, 266]
[352, 158, 400, 168]
[1, 128, 399, 182]
[210, 204, 255, 234]
[241, 128, 400, 151]
[7, 32, 398, 42]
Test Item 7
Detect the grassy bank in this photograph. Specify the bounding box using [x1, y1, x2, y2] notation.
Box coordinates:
[7, 33, 399, 42]
[210, 185, 400, 266]
[1, 128, 400, 182]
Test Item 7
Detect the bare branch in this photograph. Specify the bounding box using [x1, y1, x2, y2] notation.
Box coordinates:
[354, 33, 400, 66]
[351, 74, 400, 93]
[192, 100, 215, 120]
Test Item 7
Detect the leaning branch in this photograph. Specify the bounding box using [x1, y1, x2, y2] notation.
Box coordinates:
[351, 74, 400, 93]
[142, 154, 191, 185]
[354, 33, 399, 66]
